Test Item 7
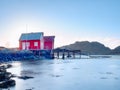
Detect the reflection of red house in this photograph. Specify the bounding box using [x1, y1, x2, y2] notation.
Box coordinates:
[19, 32, 55, 50]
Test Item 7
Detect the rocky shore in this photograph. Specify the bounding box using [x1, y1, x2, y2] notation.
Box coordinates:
[0, 49, 53, 62]
[0, 64, 15, 88]
[0, 63, 35, 89]
[0, 50, 41, 61]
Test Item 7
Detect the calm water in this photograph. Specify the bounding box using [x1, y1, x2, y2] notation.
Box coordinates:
[5, 55, 120, 90]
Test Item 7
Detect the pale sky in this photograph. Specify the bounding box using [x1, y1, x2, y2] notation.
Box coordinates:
[0, 0, 120, 49]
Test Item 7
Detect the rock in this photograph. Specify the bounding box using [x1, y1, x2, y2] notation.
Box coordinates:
[0, 64, 16, 88]
[18, 76, 34, 80]
[0, 72, 12, 81]
[0, 66, 6, 72]
[11, 74, 17, 78]
[0, 79, 15, 88]
[6, 64, 12, 69]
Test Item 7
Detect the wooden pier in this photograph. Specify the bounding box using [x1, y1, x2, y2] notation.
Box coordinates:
[53, 48, 81, 59]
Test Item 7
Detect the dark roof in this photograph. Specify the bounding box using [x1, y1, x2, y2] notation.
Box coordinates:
[44, 36, 55, 41]
[19, 32, 43, 40]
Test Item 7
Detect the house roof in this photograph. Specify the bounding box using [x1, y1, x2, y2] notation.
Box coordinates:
[19, 32, 43, 40]
[44, 36, 55, 41]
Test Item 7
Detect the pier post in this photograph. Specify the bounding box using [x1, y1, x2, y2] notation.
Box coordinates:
[62, 49, 65, 59]
[73, 51, 75, 59]
[79, 50, 81, 59]
[62, 52, 65, 59]
[57, 51, 59, 59]
[39, 50, 40, 57]
[67, 51, 70, 58]
[51, 50, 54, 59]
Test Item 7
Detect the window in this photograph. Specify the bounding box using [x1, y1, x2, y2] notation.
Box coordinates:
[34, 42, 38, 46]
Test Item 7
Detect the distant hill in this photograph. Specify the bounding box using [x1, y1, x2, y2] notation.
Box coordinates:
[57, 41, 112, 55]
[111, 46, 120, 55]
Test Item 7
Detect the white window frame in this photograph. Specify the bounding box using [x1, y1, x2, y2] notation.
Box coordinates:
[34, 42, 38, 47]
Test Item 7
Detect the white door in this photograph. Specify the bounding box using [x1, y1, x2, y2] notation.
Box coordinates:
[26, 42, 29, 50]
[22, 42, 29, 50]
[22, 42, 26, 50]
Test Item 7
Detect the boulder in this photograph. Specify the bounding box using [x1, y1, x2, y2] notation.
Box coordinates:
[0, 79, 15, 88]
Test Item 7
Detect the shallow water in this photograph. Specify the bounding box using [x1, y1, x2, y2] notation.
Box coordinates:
[5, 55, 120, 90]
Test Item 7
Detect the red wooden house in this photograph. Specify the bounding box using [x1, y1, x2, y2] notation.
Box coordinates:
[19, 32, 55, 50]
[44, 36, 55, 50]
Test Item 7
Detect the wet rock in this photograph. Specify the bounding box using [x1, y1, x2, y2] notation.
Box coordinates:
[0, 64, 12, 70]
[11, 74, 17, 78]
[18, 76, 34, 80]
[0, 72, 12, 81]
[0, 64, 16, 88]
[0, 79, 15, 88]
[0, 66, 6, 72]
[6, 64, 12, 69]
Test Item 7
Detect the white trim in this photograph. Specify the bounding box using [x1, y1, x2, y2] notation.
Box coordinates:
[22, 42, 26, 50]
[40, 33, 44, 50]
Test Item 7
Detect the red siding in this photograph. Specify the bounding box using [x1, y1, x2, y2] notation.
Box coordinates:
[19, 41, 22, 50]
[43, 36, 55, 50]
[19, 40, 41, 50]
[30, 40, 41, 50]
[44, 41, 54, 50]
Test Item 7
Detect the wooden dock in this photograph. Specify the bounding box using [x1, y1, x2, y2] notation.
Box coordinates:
[53, 49, 81, 59]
